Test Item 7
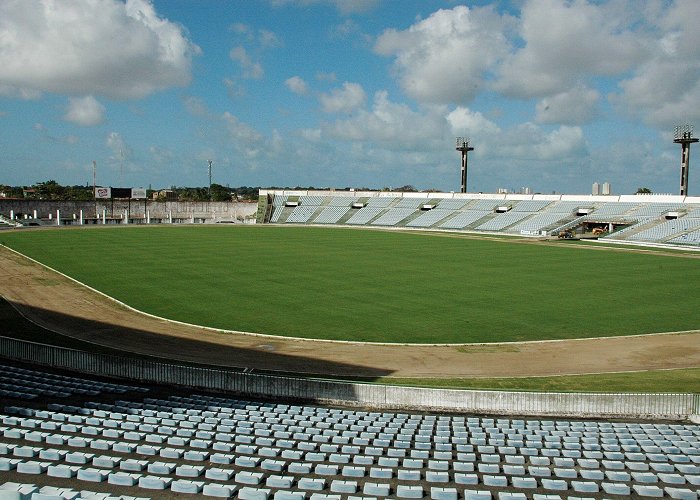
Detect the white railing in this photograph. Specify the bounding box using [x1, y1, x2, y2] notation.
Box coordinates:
[0, 336, 697, 421]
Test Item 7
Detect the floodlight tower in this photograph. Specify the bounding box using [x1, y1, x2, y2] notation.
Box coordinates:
[674, 124, 698, 196]
[456, 137, 474, 193]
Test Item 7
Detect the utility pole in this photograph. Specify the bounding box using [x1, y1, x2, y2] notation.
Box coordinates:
[93, 160, 97, 219]
[208, 160, 213, 200]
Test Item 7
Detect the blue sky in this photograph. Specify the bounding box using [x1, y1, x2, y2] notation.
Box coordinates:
[1, 0, 700, 195]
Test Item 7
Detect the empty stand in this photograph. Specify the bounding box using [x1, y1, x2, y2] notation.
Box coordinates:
[263, 191, 700, 246]
[1, 359, 698, 500]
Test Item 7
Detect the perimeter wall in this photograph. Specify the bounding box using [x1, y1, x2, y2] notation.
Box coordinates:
[1, 336, 697, 421]
[0, 200, 258, 222]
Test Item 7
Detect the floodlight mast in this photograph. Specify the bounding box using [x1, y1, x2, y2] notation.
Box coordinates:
[455, 137, 474, 194]
[674, 124, 698, 196]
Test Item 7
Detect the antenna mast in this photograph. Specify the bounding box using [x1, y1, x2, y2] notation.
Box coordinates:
[208, 160, 213, 199]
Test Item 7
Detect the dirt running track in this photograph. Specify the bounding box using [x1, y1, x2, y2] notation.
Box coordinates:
[1, 244, 699, 379]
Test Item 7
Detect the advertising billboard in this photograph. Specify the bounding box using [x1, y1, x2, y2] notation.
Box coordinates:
[94, 187, 111, 199]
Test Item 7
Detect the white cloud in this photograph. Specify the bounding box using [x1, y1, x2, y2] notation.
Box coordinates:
[330, 0, 377, 15]
[285, 76, 309, 95]
[499, 124, 587, 161]
[223, 78, 246, 98]
[322, 91, 449, 154]
[148, 144, 173, 161]
[229, 46, 264, 79]
[447, 107, 586, 169]
[535, 86, 600, 125]
[0, 84, 41, 100]
[495, 0, 647, 99]
[316, 72, 337, 82]
[319, 82, 367, 113]
[446, 107, 500, 138]
[106, 132, 130, 159]
[222, 112, 264, 159]
[612, 0, 700, 127]
[300, 128, 322, 142]
[270, 0, 378, 15]
[330, 19, 361, 40]
[183, 96, 210, 118]
[258, 29, 282, 49]
[374, 5, 510, 105]
[64, 96, 105, 126]
[230, 23, 281, 48]
[0, 0, 200, 99]
[229, 23, 250, 36]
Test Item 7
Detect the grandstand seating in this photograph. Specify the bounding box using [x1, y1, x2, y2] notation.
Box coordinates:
[475, 212, 531, 232]
[345, 207, 384, 225]
[366, 197, 396, 208]
[370, 208, 416, 226]
[509, 213, 570, 235]
[285, 206, 319, 224]
[627, 218, 700, 243]
[670, 229, 700, 245]
[297, 196, 326, 207]
[393, 198, 430, 209]
[327, 197, 352, 207]
[266, 193, 700, 246]
[1, 360, 699, 500]
[511, 200, 552, 212]
[628, 203, 685, 217]
[311, 206, 351, 224]
[434, 199, 471, 210]
[467, 200, 503, 212]
[588, 202, 638, 217]
[439, 211, 491, 230]
[686, 207, 700, 218]
[270, 206, 285, 223]
[546, 201, 585, 214]
[407, 209, 455, 228]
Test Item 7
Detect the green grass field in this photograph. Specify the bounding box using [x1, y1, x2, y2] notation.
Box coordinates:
[370, 369, 700, 393]
[1, 225, 699, 343]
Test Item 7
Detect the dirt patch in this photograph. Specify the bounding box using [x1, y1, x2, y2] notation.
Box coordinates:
[1, 244, 699, 378]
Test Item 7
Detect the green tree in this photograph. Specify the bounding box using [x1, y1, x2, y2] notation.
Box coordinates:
[65, 185, 94, 200]
[636, 187, 652, 194]
[34, 180, 65, 200]
[0, 185, 23, 198]
[210, 183, 232, 202]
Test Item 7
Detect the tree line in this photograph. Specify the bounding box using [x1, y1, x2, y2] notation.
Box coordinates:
[0, 181, 423, 202]
[0, 181, 261, 202]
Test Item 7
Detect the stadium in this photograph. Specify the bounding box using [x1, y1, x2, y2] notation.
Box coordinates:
[0, 183, 699, 499]
[2, 0, 700, 496]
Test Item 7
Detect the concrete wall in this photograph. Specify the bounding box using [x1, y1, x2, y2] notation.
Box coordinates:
[0, 200, 258, 222]
[1, 336, 697, 420]
[259, 189, 699, 205]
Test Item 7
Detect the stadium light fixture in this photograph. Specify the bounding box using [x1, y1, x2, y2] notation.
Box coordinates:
[455, 137, 474, 194]
[674, 124, 698, 196]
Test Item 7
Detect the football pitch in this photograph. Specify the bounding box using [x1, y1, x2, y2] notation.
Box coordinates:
[1, 225, 699, 344]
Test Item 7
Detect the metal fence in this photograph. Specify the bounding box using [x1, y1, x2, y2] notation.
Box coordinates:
[1, 336, 697, 420]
